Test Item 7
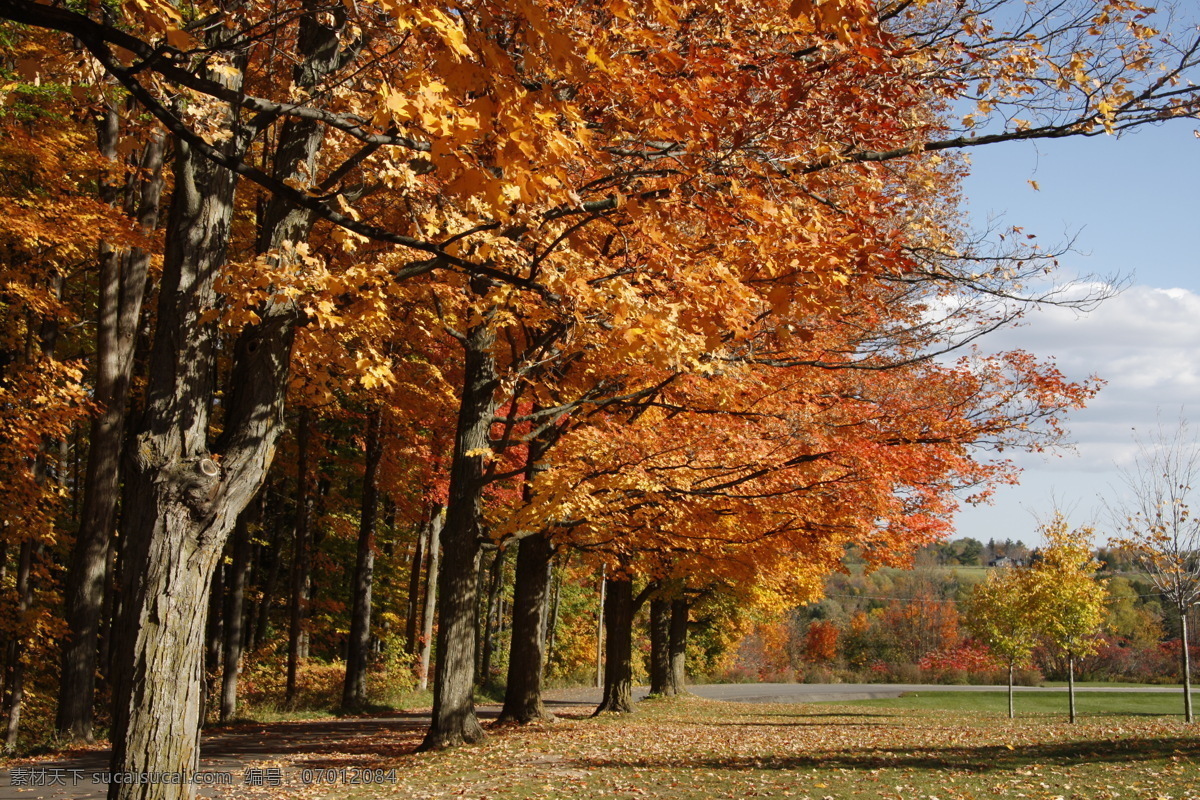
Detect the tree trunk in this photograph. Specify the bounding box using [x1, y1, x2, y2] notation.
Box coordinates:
[1067, 654, 1076, 724]
[478, 546, 505, 691]
[205, 562, 225, 684]
[286, 408, 313, 706]
[107, 6, 347, 794]
[421, 292, 499, 750]
[247, 500, 285, 656]
[667, 598, 688, 696]
[418, 509, 443, 692]
[405, 510, 429, 655]
[649, 597, 672, 696]
[596, 566, 606, 689]
[2, 539, 35, 752]
[499, 531, 554, 723]
[1182, 608, 1193, 724]
[594, 576, 634, 715]
[219, 505, 253, 722]
[1007, 661, 1015, 719]
[343, 406, 383, 711]
[58, 112, 164, 744]
[545, 560, 561, 668]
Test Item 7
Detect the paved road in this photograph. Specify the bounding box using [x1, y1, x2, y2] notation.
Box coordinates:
[4, 683, 1195, 799]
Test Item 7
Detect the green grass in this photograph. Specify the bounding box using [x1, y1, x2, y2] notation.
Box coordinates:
[835, 690, 1200, 717]
[308, 695, 1200, 800]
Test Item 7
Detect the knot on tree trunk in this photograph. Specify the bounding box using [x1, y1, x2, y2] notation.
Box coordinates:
[167, 457, 223, 519]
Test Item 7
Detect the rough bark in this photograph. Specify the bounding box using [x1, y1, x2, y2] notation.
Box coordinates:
[594, 576, 635, 715]
[648, 598, 672, 697]
[499, 531, 555, 723]
[421, 291, 499, 750]
[107, 6, 347, 795]
[58, 113, 164, 744]
[343, 406, 383, 711]
[667, 598, 688, 696]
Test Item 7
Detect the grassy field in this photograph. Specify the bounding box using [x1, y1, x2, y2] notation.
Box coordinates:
[838, 690, 1200, 717]
[250, 695, 1200, 800]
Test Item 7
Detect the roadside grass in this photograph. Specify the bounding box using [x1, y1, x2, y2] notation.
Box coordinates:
[835, 690, 1200, 717]
[272, 695, 1200, 800]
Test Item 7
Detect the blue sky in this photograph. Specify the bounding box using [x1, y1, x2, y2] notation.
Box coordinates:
[949, 122, 1200, 547]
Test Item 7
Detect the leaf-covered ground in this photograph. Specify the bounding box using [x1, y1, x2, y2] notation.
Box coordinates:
[215, 696, 1200, 800]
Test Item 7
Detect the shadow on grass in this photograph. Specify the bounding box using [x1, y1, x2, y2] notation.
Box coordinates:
[573, 735, 1200, 774]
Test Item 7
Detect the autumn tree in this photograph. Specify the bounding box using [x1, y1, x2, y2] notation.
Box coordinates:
[3, 0, 1200, 775]
[1030, 515, 1106, 724]
[1109, 419, 1200, 723]
[965, 567, 1041, 718]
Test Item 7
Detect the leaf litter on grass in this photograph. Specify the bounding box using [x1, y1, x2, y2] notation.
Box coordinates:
[211, 698, 1200, 800]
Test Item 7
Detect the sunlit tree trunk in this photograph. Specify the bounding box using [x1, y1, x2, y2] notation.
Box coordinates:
[422, 290, 498, 749]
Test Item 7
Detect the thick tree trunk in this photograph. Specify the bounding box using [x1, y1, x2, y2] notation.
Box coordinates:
[499, 531, 554, 723]
[648, 598, 672, 696]
[58, 113, 164, 744]
[421, 293, 499, 750]
[594, 576, 634, 715]
[286, 408, 313, 706]
[107, 6, 346, 794]
[219, 506, 253, 722]
[343, 406, 383, 711]
[405, 511, 429, 655]
[667, 598, 688, 696]
[418, 510, 443, 692]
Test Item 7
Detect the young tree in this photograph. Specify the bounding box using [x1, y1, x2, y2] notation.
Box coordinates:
[1109, 419, 1200, 722]
[1030, 516, 1107, 724]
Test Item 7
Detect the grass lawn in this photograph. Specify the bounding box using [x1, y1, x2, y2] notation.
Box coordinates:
[262, 695, 1200, 800]
[837, 690, 1200, 717]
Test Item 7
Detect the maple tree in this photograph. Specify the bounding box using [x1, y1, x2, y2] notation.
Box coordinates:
[0, 0, 1198, 790]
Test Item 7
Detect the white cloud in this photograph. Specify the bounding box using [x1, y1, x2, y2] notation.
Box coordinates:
[952, 284, 1200, 542]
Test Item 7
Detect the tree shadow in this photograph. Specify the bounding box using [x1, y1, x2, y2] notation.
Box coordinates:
[571, 735, 1200, 774]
